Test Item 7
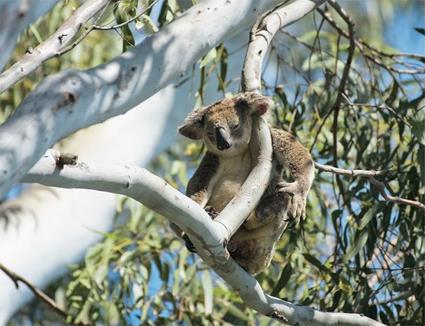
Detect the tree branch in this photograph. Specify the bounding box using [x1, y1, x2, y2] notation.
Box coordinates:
[318, 5, 425, 75]
[0, 263, 90, 326]
[21, 150, 384, 325]
[241, 0, 327, 93]
[0, 0, 59, 71]
[56, 0, 159, 57]
[0, 0, 289, 199]
[314, 162, 425, 210]
[215, 0, 327, 239]
[0, 0, 111, 94]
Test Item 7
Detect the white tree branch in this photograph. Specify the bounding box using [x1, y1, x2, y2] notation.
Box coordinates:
[241, 0, 327, 93]
[21, 151, 384, 326]
[215, 0, 327, 238]
[0, 29, 254, 323]
[0, 0, 287, 198]
[315, 162, 425, 210]
[0, 0, 59, 71]
[0, 0, 111, 94]
[0, 80, 201, 323]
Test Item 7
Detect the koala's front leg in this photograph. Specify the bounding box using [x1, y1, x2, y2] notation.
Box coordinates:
[171, 152, 219, 252]
[271, 128, 314, 223]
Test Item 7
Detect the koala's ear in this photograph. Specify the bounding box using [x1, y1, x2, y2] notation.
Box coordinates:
[235, 92, 273, 116]
[178, 106, 208, 139]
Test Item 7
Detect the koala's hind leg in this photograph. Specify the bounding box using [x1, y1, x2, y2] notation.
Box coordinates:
[243, 192, 290, 230]
[270, 128, 314, 222]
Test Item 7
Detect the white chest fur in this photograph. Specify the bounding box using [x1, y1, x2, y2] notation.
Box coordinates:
[208, 151, 252, 211]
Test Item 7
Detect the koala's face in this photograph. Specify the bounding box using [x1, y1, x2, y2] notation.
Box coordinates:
[179, 93, 273, 157]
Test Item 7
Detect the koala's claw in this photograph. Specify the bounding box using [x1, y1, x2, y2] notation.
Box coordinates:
[205, 205, 218, 219]
[183, 234, 197, 253]
[278, 181, 307, 225]
[277, 181, 299, 194]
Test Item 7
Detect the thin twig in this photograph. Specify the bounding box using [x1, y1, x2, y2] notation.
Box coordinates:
[93, 0, 159, 30]
[57, 0, 158, 56]
[327, 0, 356, 214]
[328, 0, 355, 165]
[318, 7, 425, 75]
[314, 162, 425, 210]
[0, 263, 91, 326]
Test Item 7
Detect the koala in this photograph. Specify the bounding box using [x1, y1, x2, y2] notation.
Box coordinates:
[174, 92, 314, 275]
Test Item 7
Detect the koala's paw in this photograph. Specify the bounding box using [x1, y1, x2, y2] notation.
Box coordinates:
[205, 205, 218, 219]
[277, 181, 307, 225]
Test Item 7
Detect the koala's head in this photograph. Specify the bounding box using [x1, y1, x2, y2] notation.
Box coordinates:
[179, 92, 273, 156]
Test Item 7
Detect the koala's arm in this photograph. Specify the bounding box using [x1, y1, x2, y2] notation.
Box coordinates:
[170, 151, 219, 252]
[186, 151, 219, 206]
[271, 128, 314, 220]
[171, 151, 218, 221]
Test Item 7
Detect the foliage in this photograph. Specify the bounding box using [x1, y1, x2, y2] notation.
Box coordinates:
[5, 0, 425, 325]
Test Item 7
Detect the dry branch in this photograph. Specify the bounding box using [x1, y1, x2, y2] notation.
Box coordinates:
[56, 0, 159, 56]
[314, 162, 425, 210]
[318, 3, 425, 75]
[0, 263, 90, 326]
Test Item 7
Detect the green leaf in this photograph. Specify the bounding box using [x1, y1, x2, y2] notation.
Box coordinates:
[137, 14, 159, 35]
[344, 230, 368, 263]
[227, 303, 250, 321]
[358, 205, 378, 230]
[303, 253, 327, 272]
[199, 48, 217, 68]
[412, 110, 425, 145]
[271, 263, 292, 296]
[202, 270, 213, 314]
[414, 27, 425, 36]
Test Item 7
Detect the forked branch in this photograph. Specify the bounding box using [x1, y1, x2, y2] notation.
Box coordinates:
[20, 150, 384, 325]
[315, 162, 425, 210]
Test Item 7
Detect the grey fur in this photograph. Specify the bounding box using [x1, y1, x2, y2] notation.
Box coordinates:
[176, 92, 314, 275]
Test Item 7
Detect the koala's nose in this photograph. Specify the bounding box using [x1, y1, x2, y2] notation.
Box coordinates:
[215, 127, 231, 150]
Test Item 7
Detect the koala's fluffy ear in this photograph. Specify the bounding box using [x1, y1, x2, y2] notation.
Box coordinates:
[235, 92, 274, 116]
[178, 106, 208, 139]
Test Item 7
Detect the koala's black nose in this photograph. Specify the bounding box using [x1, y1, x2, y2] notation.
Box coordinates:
[216, 127, 231, 150]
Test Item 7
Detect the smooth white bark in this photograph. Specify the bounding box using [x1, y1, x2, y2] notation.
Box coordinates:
[0, 0, 111, 94]
[0, 0, 384, 324]
[19, 152, 384, 326]
[242, 0, 326, 93]
[0, 0, 286, 198]
[0, 27, 248, 323]
[0, 84, 195, 324]
[0, 0, 59, 71]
